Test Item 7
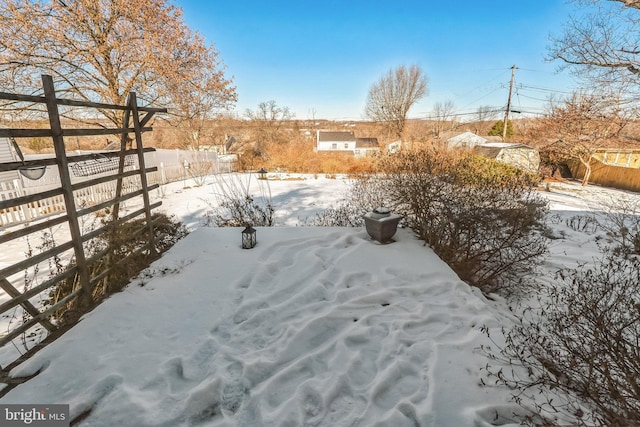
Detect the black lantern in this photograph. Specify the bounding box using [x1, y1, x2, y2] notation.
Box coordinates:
[241, 225, 257, 249]
[257, 168, 268, 180]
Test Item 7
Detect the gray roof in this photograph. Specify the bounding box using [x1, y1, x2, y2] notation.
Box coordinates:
[318, 131, 355, 142]
[355, 137, 379, 148]
[473, 143, 535, 158]
[447, 132, 487, 144]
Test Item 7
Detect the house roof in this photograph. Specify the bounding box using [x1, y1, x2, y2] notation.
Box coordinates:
[447, 132, 487, 144]
[478, 142, 532, 149]
[473, 143, 537, 159]
[317, 131, 355, 142]
[355, 137, 379, 148]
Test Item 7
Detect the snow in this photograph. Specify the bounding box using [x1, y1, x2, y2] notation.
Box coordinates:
[0, 174, 626, 426]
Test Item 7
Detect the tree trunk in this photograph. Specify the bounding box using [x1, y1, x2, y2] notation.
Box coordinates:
[580, 156, 592, 186]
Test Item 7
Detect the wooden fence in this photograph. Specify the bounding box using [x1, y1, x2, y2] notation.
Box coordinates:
[0, 75, 166, 380]
[569, 149, 640, 192]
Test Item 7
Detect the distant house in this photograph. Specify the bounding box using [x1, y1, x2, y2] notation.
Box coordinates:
[387, 141, 402, 154]
[354, 138, 380, 158]
[446, 132, 488, 150]
[316, 131, 379, 157]
[473, 142, 540, 173]
[316, 131, 356, 152]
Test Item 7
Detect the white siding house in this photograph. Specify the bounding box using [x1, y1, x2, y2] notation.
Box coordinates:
[316, 131, 357, 152]
[316, 131, 380, 157]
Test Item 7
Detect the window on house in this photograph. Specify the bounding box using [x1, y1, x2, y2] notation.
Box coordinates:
[344, 143, 349, 149]
[331, 143, 337, 149]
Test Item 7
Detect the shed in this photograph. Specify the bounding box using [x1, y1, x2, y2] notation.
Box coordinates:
[473, 142, 540, 173]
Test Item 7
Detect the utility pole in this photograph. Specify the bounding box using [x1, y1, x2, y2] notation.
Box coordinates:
[502, 64, 516, 141]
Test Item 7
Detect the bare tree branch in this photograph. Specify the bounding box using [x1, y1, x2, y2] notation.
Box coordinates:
[0, 0, 236, 130]
[551, 1, 640, 85]
[364, 64, 428, 141]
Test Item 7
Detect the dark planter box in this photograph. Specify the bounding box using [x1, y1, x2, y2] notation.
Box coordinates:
[363, 209, 402, 243]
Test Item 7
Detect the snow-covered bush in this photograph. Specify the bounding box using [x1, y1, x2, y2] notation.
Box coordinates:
[311, 175, 389, 227]
[379, 148, 548, 295]
[595, 196, 640, 256]
[205, 173, 274, 227]
[484, 253, 640, 426]
[47, 213, 188, 322]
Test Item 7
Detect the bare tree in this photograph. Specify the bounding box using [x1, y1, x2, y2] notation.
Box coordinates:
[0, 0, 236, 129]
[245, 100, 294, 144]
[364, 64, 428, 141]
[432, 100, 456, 137]
[475, 105, 499, 122]
[168, 69, 237, 150]
[538, 91, 632, 185]
[549, 0, 640, 90]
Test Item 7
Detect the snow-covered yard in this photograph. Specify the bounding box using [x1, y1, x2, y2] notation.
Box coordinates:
[0, 174, 631, 426]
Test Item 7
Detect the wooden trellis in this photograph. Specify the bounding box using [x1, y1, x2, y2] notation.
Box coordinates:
[0, 75, 166, 381]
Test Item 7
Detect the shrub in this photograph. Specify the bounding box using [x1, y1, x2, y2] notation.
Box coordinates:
[184, 159, 212, 187]
[47, 213, 188, 321]
[311, 175, 389, 227]
[483, 253, 640, 426]
[379, 148, 547, 295]
[205, 173, 275, 227]
[594, 196, 640, 256]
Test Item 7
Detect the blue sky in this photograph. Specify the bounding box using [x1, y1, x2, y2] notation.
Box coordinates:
[176, 1, 580, 121]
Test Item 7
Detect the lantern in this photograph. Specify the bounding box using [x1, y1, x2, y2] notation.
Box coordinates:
[241, 225, 257, 249]
[257, 168, 268, 180]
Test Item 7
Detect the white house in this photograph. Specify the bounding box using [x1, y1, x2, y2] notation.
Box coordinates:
[387, 141, 402, 154]
[316, 131, 379, 157]
[316, 131, 357, 152]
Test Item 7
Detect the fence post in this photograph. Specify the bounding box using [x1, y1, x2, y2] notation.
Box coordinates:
[111, 101, 131, 222]
[128, 93, 156, 256]
[41, 75, 92, 309]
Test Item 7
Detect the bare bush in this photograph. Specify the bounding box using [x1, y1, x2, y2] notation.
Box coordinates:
[483, 253, 640, 426]
[184, 157, 213, 187]
[565, 214, 598, 233]
[205, 173, 274, 227]
[47, 213, 188, 322]
[594, 196, 640, 255]
[311, 176, 390, 227]
[379, 149, 548, 295]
